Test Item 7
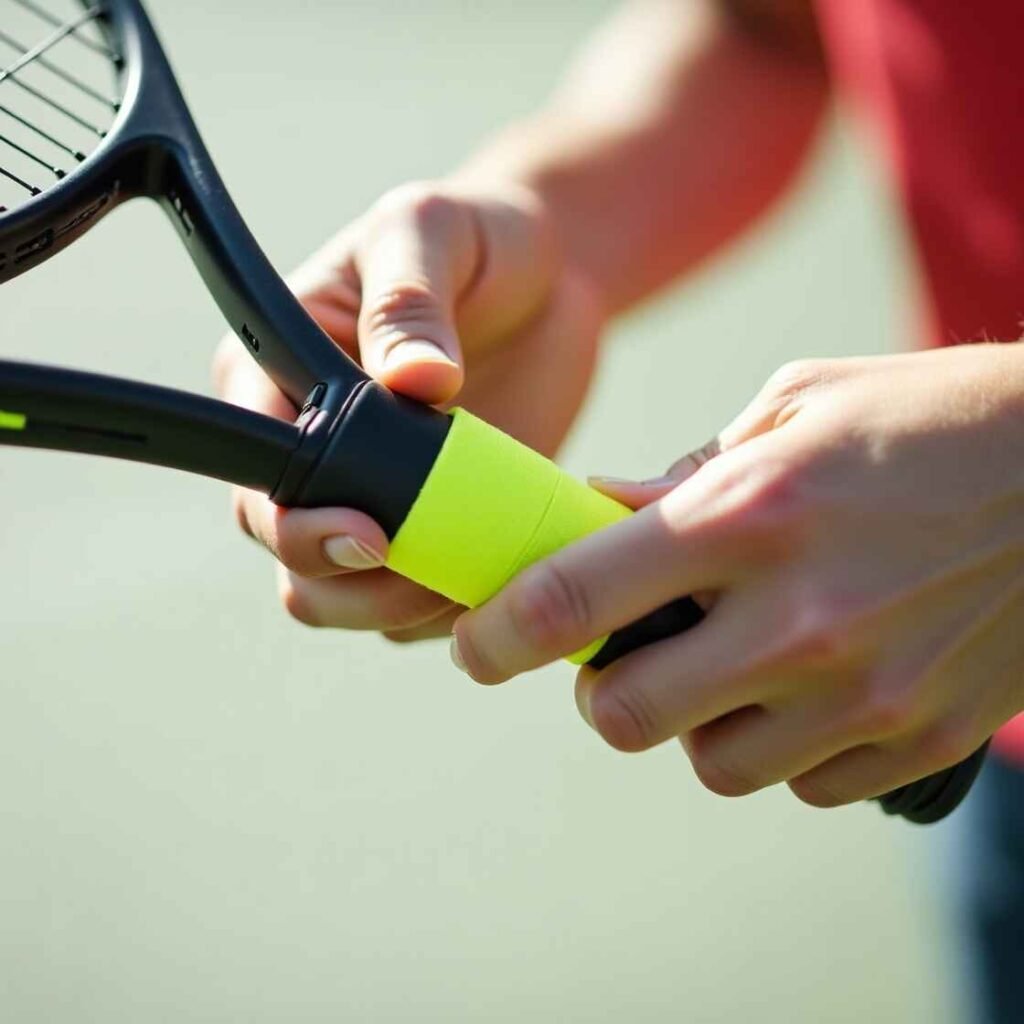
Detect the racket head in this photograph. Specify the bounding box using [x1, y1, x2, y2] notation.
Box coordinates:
[0, 1, 134, 277]
[0, 0, 368, 488]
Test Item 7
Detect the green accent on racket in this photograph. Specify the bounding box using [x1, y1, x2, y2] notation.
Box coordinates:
[0, 410, 26, 431]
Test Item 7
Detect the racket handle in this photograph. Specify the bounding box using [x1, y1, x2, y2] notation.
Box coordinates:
[292, 395, 986, 824]
[875, 739, 990, 823]
[589, 599, 988, 823]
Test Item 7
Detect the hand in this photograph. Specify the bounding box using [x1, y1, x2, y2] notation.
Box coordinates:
[452, 344, 1024, 807]
[214, 180, 604, 641]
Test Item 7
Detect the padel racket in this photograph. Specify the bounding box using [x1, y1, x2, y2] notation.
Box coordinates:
[0, 0, 988, 824]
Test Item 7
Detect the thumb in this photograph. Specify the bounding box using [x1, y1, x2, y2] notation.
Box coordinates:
[588, 436, 724, 510]
[356, 192, 479, 405]
[589, 364, 810, 509]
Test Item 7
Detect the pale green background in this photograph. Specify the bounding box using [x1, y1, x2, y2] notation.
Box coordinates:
[1, 2, 966, 1022]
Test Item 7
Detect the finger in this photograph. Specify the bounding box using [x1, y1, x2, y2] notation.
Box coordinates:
[356, 192, 480, 404]
[589, 435, 728, 511]
[455, 267, 602, 455]
[214, 337, 297, 421]
[787, 719, 987, 808]
[289, 227, 363, 307]
[570, 598, 789, 753]
[300, 263, 361, 358]
[586, 473, 684, 511]
[446, 185, 558, 349]
[279, 566, 457, 632]
[219, 330, 396, 579]
[709, 358, 852, 450]
[383, 604, 463, 645]
[235, 491, 389, 578]
[589, 358, 836, 511]
[588, 371, 810, 512]
[284, 227, 366, 361]
[451, 488, 730, 684]
[676, 683, 878, 798]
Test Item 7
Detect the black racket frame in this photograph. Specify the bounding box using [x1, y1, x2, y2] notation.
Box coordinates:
[0, 0, 450, 532]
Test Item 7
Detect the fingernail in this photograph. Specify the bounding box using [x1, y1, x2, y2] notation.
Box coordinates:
[588, 474, 676, 488]
[449, 633, 468, 673]
[588, 475, 636, 487]
[323, 535, 385, 570]
[384, 339, 456, 369]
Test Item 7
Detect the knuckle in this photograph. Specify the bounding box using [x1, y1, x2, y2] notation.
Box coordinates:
[370, 181, 427, 219]
[745, 464, 807, 528]
[370, 182, 467, 243]
[854, 679, 919, 737]
[375, 180, 447, 218]
[706, 459, 811, 558]
[278, 576, 320, 628]
[262, 506, 318, 575]
[364, 281, 441, 336]
[764, 581, 862, 672]
[508, 562, 592, 652]
[405, 187, 461, 229]
[766, 358, 830, 398]
[270, 518, 307, 574]
[792, 625, 853, 667]
[917, 719, 976, 769]
[759, 359, 836, 430]
[590, 685, 661, 753]
[786, 609, 856, 667]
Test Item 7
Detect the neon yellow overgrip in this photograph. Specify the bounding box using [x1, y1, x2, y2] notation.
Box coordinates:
[0, 410, 26, 431]
[387, 408, 631, 664]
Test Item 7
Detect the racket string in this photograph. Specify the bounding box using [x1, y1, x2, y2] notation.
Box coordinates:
[12, 0, 119, 61]
[0, 0, 119, 212]
[0, 28, 118, 109]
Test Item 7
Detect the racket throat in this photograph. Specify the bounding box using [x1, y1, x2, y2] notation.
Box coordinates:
[271, 379, 451, 539]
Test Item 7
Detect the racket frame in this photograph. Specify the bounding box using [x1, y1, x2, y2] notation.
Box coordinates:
[0, 0, 451, 529]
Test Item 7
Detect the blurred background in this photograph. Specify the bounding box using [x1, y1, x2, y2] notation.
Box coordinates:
[1, 1, 967, 1021]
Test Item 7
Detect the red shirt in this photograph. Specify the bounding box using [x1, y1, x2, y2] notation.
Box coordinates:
[814, 0, 1024, 759]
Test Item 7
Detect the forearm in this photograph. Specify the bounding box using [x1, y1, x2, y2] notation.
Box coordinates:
[458, 0, 830, 315]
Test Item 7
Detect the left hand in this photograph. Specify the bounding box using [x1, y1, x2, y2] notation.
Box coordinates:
[451, 344, 1024, 807]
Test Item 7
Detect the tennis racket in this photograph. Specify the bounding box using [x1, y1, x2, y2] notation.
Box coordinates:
[0, 0, 988, 824]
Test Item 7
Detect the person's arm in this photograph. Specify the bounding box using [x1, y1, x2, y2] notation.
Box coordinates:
[215, 0, 831, 643]
[459, 0, 829, 313]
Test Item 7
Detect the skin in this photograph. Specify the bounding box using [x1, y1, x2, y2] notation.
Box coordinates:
[215, 0, 1024, 807]
[456, 346, 1024, 805]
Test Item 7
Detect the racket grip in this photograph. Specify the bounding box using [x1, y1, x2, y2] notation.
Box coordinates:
[381, 407, 985, 824]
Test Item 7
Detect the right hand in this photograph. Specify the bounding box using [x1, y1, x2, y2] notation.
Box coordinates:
[213, 180, 606, 642]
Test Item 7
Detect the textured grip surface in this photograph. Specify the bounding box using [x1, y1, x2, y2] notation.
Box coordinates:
[390, 409, 986, 824]
[387, 407, 631, 661]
